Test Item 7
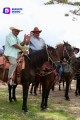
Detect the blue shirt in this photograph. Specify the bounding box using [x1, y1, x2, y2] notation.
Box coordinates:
[4, 33, 21, 59]
[29, 36, 45, 51]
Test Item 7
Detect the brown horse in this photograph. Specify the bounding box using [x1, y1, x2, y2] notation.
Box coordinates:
[21, 46, 58, 112]
[0, 56, 19, 102]
[53, 42, 75, 100]
[21, 42, 75, 112]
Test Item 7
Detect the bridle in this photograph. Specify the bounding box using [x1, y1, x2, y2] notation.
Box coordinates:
[46, 45, 54, 63]
[62, 44, 74, 62]
[46, 45, 57, 68]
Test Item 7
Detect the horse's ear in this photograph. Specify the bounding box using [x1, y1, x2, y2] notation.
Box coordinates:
[67, 41, 68, 44]
[46, 44, 49, 48]
[63, 40, 66, 44]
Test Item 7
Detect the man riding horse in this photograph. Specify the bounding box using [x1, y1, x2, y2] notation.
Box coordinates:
[25, 27, 46, 53]
[4, 26, 28, 102]
[4, 26, 28, 85]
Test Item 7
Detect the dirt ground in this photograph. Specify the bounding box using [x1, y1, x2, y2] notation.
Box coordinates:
[0, 80, 80, 120]
[49, 80, 80, 120]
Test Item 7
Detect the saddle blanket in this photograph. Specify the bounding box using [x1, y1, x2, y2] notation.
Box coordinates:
[0, 56, 10, 69]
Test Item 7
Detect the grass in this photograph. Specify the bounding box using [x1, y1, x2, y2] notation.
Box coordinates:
[0, 84, 77, 120]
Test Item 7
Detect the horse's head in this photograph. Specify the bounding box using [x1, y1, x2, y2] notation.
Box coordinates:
[63, 41, 74, 61]
[46, 45, 58, 64]
[56, 41, 74, 62]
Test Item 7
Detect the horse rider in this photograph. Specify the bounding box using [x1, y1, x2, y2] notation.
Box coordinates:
[4, 26, 28, 85]
[73, 47, 80, 96]
[25, 27, 46, 53]
[25, 27, 48, 94]
[73, 47, 80, 58]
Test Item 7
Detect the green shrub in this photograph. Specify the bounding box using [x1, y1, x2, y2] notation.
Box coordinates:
[74, 2, 80, 6]
[64, 13, 69, 16]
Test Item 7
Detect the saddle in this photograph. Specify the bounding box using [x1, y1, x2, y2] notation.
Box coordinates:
[0, 56, 10, 69]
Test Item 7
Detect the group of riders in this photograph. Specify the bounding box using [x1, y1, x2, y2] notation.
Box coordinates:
[1, 26, 80, 88]
[4, 26, 46, 86]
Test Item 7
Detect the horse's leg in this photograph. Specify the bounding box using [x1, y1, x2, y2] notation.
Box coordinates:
[30, 77, 36, 95]
[63, 80, 65, 89]
[76, 79, 80, 96]
[59, 84, 61, 91]
[41, 86, 45, 110]
[52, 83, 55, 91]
[34, 80, 39, 95]
[78, 80, 80, 95]
[59, 81, 64, 91]
[22, 83, 29, 112]
[12, 85, 17, 101]
[39, 83, 42, 94]
[65, 79, 70, 100]
[30, 83, 34, 94]
[75, 79, 78, 96]
[8, 84, 12, 102]
[44, 89, 50, 109]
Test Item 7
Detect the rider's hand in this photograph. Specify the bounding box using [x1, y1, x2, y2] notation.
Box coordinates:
[21, 48, 28, 54]
[23, 34, 28, 44]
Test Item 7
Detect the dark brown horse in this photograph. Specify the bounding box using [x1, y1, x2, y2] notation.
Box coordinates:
[21, 42, 75, 112]
[21, 46, 58, 112]
[0, 56, 19, 102]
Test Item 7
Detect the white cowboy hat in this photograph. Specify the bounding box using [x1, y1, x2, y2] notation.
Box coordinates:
[9, 26, 23, 32]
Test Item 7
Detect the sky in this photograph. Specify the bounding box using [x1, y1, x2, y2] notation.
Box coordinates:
[0, 0, 80, 49]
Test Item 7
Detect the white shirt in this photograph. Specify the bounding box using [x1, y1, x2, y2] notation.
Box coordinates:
[29, 36, 45, 50]
[75, 51, 80, 58]
[4, 33, 21, 59]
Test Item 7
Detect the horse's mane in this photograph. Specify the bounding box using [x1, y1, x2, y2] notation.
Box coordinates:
[24, 48, 47, 68]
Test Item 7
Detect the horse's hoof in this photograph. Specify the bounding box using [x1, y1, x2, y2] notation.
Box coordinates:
[30, 92, 33, 95]
[34, 93, 37, 96]
[23, 109, 28, 113]
[22, 108, 28, 113]
[9, 99, 12, 102]
[13, 98, 17, 101]
[65, 98, 70, 101]
[75, 93, 78, 96]
[41, 106, 47, 111]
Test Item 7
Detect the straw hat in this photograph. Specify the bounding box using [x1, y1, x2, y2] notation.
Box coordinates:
[9, 26, 23, 32]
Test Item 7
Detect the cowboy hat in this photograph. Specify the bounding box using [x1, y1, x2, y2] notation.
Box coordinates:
[9, 26, 23, 32]
[31, 27, 42, 33]
[73, 47, 79, 53]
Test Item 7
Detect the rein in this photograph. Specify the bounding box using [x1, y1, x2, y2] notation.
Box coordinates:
[46, 45, 55, 67]
[63, 46, 71, 61]
[63, 48, 71, 59]
[36, 70, 53, 76]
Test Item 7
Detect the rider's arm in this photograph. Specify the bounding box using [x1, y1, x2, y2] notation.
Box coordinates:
[20, 34, 27, 46]
[13, 44, 28, 53]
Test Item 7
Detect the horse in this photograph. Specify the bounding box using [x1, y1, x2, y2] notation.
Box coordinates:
[74, 69, 80, 96]
[21, 46, 58, 112]
[21, 42, 74, 112]
[30, 41, 74, 94]
[0, 55, 20, 102]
